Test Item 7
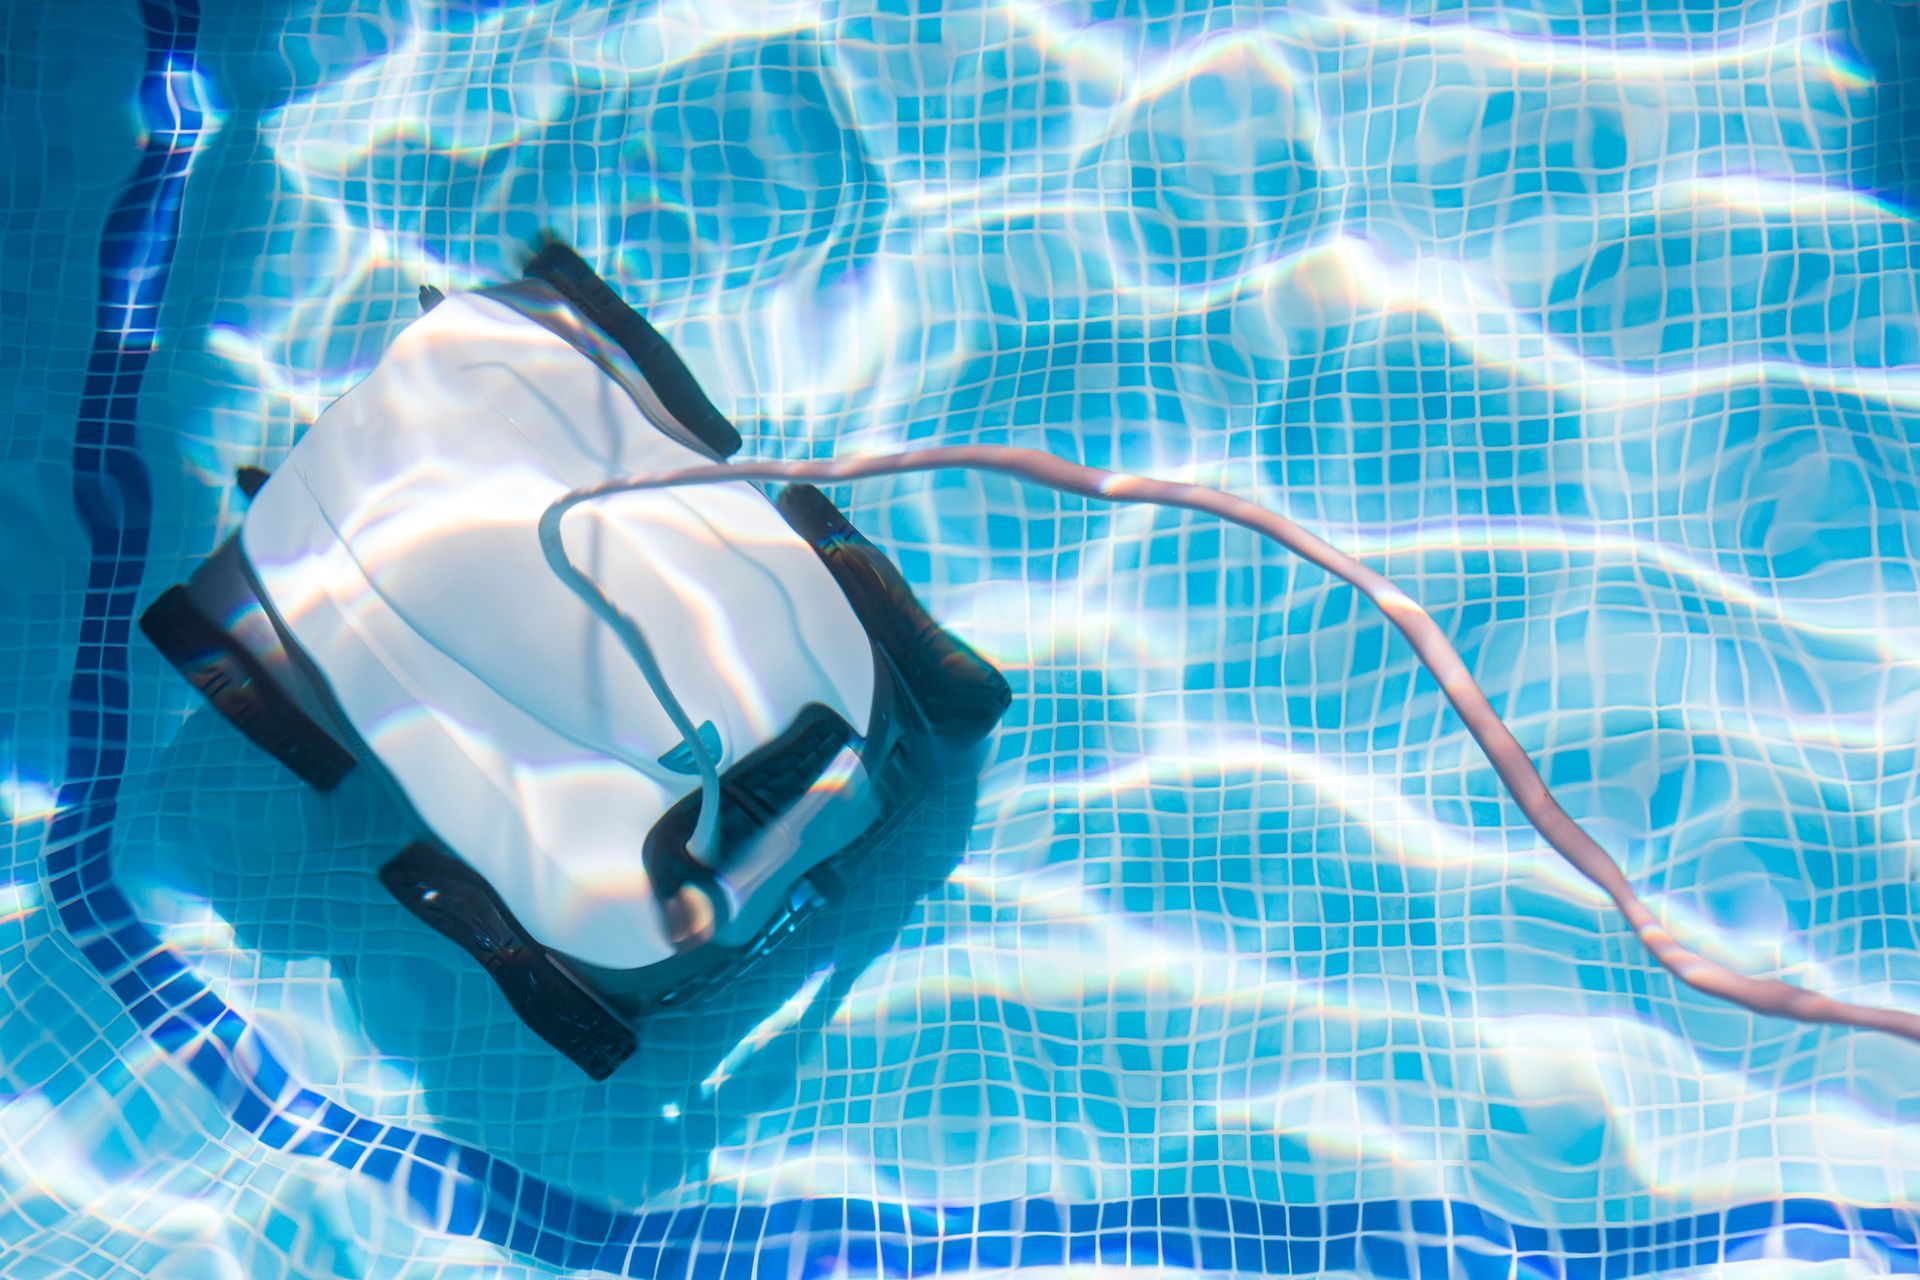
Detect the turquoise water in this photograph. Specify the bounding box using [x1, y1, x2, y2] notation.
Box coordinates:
[5, 0, 1920, 1275]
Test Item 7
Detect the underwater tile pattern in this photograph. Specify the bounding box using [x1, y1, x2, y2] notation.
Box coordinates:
[5, 0, 1920, 1275]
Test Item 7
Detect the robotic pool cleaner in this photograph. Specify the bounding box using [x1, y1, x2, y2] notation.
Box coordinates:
[141, 242, 1011, 1080]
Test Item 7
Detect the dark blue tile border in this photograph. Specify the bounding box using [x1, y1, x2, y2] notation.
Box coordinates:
[42, 3, 1920, 1275]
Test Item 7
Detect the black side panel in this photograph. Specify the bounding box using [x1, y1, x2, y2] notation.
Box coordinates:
[139, 585, 356, 790]
[775, 485, 1011, 745]
[379, 842, 637, 1081]
[522, 239, 743, 460]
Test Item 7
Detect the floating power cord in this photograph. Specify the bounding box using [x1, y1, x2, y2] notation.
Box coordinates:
[542, 444, 1920, 1044]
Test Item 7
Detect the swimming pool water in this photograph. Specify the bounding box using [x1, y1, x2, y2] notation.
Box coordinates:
[4, 0, 1920, 1275]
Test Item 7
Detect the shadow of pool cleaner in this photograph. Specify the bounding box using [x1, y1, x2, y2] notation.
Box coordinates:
[119, 694, 984, 1202]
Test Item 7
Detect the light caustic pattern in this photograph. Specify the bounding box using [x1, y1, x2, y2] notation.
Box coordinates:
[6, 0, 1920, 1276]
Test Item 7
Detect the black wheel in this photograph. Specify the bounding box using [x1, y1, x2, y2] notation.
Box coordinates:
[521, 237, 743, 460]
[380, 842, 637, 1081]
[139, 569, 357, 792]
[775, 484, 1011, 746]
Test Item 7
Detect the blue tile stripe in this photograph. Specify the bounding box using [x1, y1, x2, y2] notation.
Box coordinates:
[42, 4, 1920, 1275]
